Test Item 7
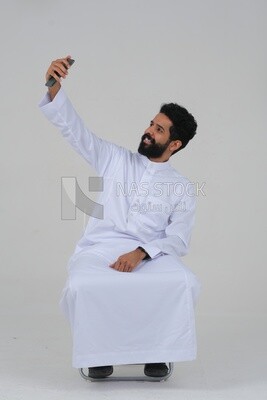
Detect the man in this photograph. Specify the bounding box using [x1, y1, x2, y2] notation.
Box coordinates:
[39, 56, 201, 379]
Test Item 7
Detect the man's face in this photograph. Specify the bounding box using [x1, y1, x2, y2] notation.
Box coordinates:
[138, 113, 173, 160]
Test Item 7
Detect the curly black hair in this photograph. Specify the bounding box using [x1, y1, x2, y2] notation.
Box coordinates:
[160, 103, 197, 154]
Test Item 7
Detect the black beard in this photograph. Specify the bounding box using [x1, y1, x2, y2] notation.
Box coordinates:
[138, 134, 170, 158]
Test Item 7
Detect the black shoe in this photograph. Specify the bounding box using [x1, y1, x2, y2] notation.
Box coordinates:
[144, 363, 169, 377]
[88, 365, 113, 379]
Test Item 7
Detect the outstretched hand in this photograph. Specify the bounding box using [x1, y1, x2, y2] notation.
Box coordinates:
[45, 55, 73, 100]
[109, 248, 146, 273]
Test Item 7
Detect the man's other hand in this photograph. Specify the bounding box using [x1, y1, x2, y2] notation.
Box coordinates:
[109, 248, 146, 272]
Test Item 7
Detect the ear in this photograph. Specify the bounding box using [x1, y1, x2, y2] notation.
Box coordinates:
[169, 140, 182, 153]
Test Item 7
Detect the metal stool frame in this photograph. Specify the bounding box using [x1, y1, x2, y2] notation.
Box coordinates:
[79, 362, 174, 382]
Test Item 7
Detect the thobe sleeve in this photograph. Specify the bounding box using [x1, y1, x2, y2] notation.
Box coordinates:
[141, 188, 196, 259]
[39, 88, 124, 176]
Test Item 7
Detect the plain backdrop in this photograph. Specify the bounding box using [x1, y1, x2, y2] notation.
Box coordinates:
[1, 0, 266, 358]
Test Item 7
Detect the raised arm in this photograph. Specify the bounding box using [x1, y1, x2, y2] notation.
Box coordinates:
[40, 56, 126, 177]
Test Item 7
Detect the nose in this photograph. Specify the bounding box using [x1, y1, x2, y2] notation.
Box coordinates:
[145, 126, 155, 138]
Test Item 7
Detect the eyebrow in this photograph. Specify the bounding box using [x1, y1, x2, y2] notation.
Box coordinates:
[151, 120, 165, 132]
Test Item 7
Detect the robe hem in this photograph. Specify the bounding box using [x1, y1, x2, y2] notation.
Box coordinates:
[73, 348, 197, 368]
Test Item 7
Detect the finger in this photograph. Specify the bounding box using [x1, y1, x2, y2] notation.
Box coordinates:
[121, 263, 133, 273]
[110, 259, 131, 272]
[109, 262, 118, 270]
[47, 68, 64, 84]
[110, 261, 122, 271]
[119, 260, 130, 272]
[109, 258, 120, 268]
[64, 55, 72, 68]
[52, 61, 69, 76]
[118, 262, 127, 272]
[46, 60, 69, 81]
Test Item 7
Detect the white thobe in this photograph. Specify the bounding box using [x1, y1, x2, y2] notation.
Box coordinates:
[39, 89, 201, 368]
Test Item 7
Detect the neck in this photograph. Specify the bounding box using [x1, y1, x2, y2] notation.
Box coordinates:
[149, 147, 173, 163]
[149, 156, 169, 163]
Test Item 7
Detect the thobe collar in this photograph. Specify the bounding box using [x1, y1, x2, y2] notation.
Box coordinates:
[137, 153, 172, 171]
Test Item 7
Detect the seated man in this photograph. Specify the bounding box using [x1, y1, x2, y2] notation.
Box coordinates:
[39, 56, 201, 379]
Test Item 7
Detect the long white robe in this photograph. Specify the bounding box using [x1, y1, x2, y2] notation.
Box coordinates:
[39, 89, 201, 368]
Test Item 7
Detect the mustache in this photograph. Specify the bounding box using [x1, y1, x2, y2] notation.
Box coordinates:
[141, 133, 156, 145]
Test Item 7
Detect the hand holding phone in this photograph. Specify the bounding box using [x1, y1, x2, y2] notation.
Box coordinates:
[45, 58, 75, 87]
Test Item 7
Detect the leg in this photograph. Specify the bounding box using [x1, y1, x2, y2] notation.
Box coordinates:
[60, 251, 200, 369]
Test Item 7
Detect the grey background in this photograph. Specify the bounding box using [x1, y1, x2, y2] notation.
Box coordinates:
[0, 1, 266, 398]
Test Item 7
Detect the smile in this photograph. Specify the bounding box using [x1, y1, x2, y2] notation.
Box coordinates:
[143, 136, 153, 144]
